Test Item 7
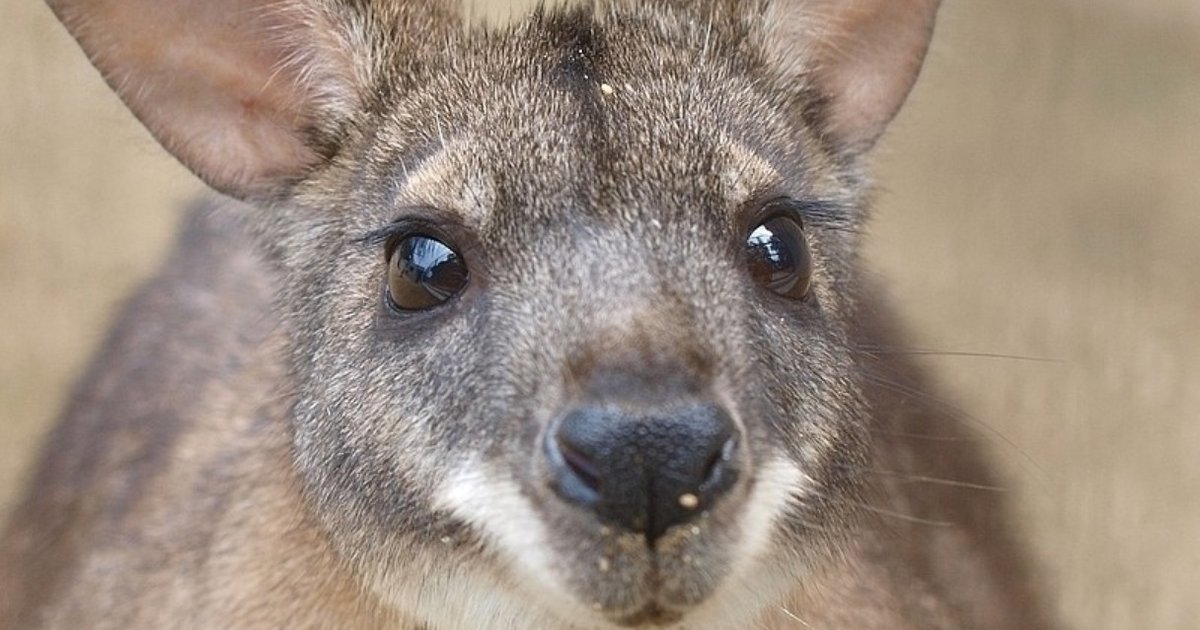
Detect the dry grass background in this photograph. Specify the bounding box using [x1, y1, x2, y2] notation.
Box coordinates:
[2, 0, 1197, 628]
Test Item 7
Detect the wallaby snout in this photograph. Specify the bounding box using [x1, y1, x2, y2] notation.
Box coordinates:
[547, 403, 740, 543]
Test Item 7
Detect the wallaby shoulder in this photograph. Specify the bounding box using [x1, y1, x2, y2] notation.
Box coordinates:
[0, 202, 400, 629]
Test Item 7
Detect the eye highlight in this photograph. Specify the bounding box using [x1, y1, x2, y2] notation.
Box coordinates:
[745, 213, 813, 301]
[386, 234, 469, 311]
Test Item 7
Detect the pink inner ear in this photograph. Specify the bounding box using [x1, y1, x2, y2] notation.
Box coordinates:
[49, 0, 357, 199]
[763, 0, 940, 151]
[143, 33, 327, 197]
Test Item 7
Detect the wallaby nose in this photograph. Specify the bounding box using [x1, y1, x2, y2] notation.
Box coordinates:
[546, 404, 739, 543]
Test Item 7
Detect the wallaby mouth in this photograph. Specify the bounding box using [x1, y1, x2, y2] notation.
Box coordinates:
[612, 602, 685, 627]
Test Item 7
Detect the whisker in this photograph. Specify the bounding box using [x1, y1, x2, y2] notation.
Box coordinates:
[780, 513, 842, 535]
[864, 428, 970, 442]
[779, 605, 818, 628]
[853, 345, 1061, 364]
[852, 468, 1008, 492]
[857, 371, 1049, 483]
[808, 487, 955, 528]
[779, 493, 844, 535]
[851, 502, 954, 528]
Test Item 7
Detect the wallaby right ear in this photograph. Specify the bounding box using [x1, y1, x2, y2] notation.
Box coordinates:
[758, 0, 942, 153]
[46, 0, 408, 199]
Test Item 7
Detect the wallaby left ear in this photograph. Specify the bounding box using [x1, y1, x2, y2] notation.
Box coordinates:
[42, 0, 453, 200]
[760, 0, 942, 152]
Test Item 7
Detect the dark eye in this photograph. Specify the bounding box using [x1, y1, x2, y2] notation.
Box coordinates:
[386, 234, 469, 311]
[745, 214, 813, 300]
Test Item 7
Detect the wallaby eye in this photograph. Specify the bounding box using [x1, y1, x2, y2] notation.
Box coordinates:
[745, 214, 812, 300]
[386, 234, 468, 311]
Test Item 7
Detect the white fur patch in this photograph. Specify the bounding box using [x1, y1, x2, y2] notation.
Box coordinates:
[424, 459, 606, 628]
[719, 139, 780, 205]
[733, 457, 811, 572]
[688, 457, 813, 628]
[432, 460, 561, 589]
[397, 140, 496, 226]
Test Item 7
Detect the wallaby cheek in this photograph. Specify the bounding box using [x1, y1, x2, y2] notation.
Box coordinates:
[284, 294, 495, 527]
[750, 313, 869, 484]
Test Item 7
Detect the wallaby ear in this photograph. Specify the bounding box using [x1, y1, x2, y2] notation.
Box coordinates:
[45, 0, 377, 199]
[760, 0, 941, 152]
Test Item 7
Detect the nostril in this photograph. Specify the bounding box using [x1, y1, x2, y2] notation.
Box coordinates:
[557, 437, 601, 493]
[545, 421, 605, 506]
[701, 437, 736, 488]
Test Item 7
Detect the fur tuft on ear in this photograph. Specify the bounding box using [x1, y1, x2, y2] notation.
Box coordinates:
[45, 0, 453, 199]
[759, 0, 941, 152]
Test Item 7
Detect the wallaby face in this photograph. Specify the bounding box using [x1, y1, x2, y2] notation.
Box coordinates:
[254, 3, 927, 624]
[9, 0, 1051, 628]
[293, 19, 866, 627]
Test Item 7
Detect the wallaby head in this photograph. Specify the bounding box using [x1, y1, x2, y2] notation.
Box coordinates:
[42, 0, 941, 626]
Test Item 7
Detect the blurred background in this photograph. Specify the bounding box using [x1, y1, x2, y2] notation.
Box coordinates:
[1, 0, 1197, 628]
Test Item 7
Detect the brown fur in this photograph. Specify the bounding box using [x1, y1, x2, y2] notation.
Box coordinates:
[2, 1, 1053, 627]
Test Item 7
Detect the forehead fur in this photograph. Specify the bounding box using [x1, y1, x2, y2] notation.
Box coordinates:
[327, 0, 851, 238]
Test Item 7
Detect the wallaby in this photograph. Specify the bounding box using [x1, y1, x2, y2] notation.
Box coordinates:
[0, 0, 1053, 628]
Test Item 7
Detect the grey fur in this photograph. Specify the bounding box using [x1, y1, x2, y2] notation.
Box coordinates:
[1, 1, 1054, 628]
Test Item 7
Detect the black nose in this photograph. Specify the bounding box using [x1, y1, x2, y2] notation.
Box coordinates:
[546, 403, 739, 543]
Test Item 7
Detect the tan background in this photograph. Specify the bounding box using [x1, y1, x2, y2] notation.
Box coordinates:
[2, 1, 1197, 628]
